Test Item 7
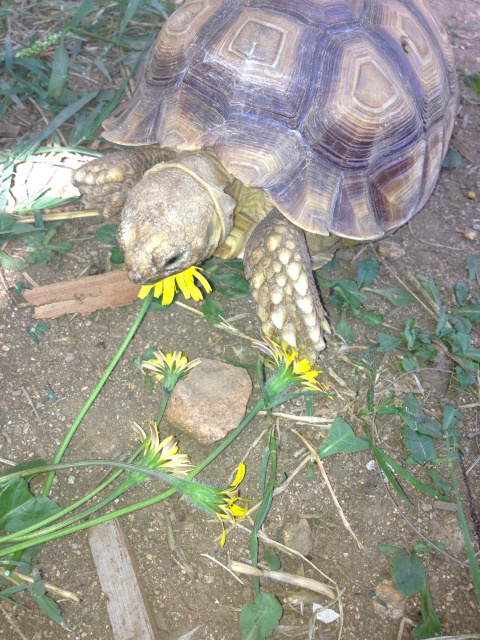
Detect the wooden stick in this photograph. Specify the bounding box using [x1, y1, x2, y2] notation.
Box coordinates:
[88, 519, 161, 640]
[23, 270, 140, 319]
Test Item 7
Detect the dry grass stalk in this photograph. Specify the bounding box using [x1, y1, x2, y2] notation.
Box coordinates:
[230, 560, 335, 600]
[292, 429, 364, 549]
[2, 570, 80, 603]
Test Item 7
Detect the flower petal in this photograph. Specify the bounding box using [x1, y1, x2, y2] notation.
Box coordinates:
[231, 462, 246, 488]
[161, 276, 177, 305]
[192, 268, 212, 294]
[138, 285, 152, 300]
[220, 522, 227, 547]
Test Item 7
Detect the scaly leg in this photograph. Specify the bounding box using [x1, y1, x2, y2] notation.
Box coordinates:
[72, 146, 178, 217]
[244, 209, 331, 362]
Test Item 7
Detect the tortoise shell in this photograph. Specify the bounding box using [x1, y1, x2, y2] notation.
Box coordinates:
[103, 0, 458, 240]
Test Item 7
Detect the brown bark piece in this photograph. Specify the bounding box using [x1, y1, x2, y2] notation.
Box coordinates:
[23, 270, 140, 319]
[88, 519, 161, 640]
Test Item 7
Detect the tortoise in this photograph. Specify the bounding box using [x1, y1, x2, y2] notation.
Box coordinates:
[73, 0, 458, 361]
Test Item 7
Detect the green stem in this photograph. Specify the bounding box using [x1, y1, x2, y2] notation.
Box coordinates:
[0, 398, 266, 556]
[42, 292, 153, 497]
[156, 390, 171, 426]
[185, 397, 265, 480]
[0, 465, 193, 558]
[1, 446, 144, 544]
[446, 437, 480, 606]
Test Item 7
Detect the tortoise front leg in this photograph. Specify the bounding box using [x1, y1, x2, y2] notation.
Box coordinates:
[244, 209, 331, 362]
[72, 146, 178, 218]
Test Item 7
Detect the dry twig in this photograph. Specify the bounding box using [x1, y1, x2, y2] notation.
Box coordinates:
[292, 429, 364, 549]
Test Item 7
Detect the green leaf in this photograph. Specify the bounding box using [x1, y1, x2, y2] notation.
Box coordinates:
[0, 495, 61, 532]
[399, 356, 419, 372]
[358, 309, 383, 326]
[356, 258, 378, 289]
[427, 469, 451, 496]
[35, 322, 50, 335]
[318, 417, 370, 458]
[110, 246, 124, 264]
[0, 212, 15, 232]
[95, 223, 118, 244]
[403, 426, 436, 464]
[378, 543, 403, 556]
[403, 394, 442, 437]
[416, 345, 438, 361]
[412, 541, 446, 554]
[249, 430, 277, 586]
[0, 250, 28, 271]
[376, 331, 403, 353]
[442, 147, 462, 169]
[332, 279, 367, 309]
[318, 257, 340, 271]
[373, 447, 411, 503]
[28, 327, 39, 344]
[46, 44, 69, 99]
[466, 254, 480, 286]
[442, 404, 464, 433]
[0, 477, 32, 523]
[375, 448, 448, 501]
[314, 273, 335, 288]
[264, 547, 281, 571]
[417, 274, 447, 334]
[413, 581, 442, 639]
[307, 464, 316, 481]
[447, 315, 472, 336]
[211, 273, 250, 299]
[453, 332, 480, 361]
[404, 318, 418, 350]
[30, 570, 68, 628]
[366, 287, 412, 307]
[336, 308, 356, 343]
[451, 303, 480, 323]
[136, 346, 158, 365]
[201, 296, 225, 324]
[463, 73, 480, 98]
[392, 550, 426, 596]
[456, 365, 476, 393]
[240, 593, 282, 640]
[454, 281, 468, 305]
[212, 257, 245, 272]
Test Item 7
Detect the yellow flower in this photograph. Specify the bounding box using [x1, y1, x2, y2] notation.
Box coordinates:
[117, 422, 192, 492]
[132, 421, 193, 478]
[253, 336, 329, 397]
[179, 463, 249, 547]
[142, 350, 200, 392]
[214, 462, 250, 546]
[138, 266, 212, 305]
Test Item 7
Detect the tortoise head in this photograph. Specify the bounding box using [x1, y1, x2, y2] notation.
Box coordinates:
[117, 153, 236, 285]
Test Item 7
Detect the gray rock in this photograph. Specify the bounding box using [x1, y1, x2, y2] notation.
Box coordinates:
[282, 518, 313, 557]
[165, 358, 252, 444]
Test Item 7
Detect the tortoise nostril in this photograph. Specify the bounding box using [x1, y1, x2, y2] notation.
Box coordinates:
[162, 251, 186, 269]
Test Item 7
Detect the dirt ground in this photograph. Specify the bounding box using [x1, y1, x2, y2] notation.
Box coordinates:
[1, 1, 480, 639]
